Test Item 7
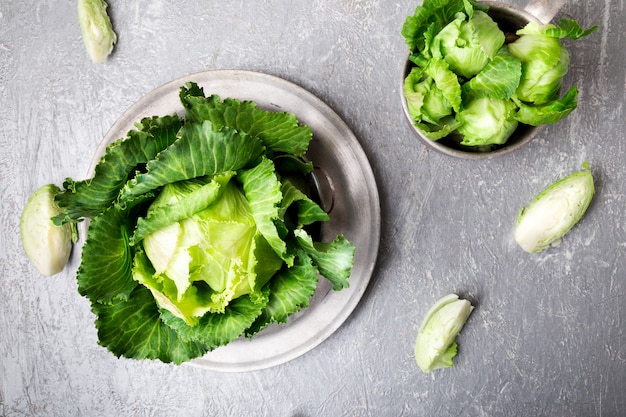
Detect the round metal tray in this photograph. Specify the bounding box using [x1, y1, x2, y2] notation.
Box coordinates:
[91, 69, 381, 372]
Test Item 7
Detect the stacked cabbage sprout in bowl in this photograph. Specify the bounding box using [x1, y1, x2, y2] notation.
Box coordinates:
[400, 0, 597, 158]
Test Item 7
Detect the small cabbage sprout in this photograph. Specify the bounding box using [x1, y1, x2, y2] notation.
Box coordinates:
[78, 0, 117, 63]
[20, 184, 76, 276]
[515, 163, 595, 252]
[456, 96, 518, 146]
[403, 58, 463, 140]
[403, 69, 453, 127]
[415, 293, 474, 373]
[508, 20, 598, 105]
[432, 10, 505, 79]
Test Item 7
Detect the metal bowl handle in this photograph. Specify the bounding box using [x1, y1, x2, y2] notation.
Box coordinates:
[523, 0, 566, 24]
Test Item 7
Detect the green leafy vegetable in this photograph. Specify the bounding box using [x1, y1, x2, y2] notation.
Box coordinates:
[461, 48, 522, 102]
[456, 96, 519, 146]
[431, 10, 505, 79]
[402, 0, 598, 149]
[414, 293, 474, 373]
[515, 163, 595, 253]
[25, 83, 355, 364]
[54, 115, 182, 224]
[508, 19, 598, 105]
[78, 0, 117, 63]
[20, 184, 77, 276]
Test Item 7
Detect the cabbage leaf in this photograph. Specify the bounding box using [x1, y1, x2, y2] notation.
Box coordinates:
[91, 285, 209, 364]
[179, 83, 312, 157]
[54, 115, 182, 224]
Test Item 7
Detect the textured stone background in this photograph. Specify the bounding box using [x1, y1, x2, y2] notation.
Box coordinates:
[1, 0, 625, 416]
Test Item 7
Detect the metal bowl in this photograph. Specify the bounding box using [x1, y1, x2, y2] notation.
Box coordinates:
[401, 1, 551, 159]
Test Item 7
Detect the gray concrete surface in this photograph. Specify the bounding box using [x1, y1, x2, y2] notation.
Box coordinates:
[1, 0, 624, 416]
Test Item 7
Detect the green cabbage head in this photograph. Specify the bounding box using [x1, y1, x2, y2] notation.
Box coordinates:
[137, 173, 283, 324]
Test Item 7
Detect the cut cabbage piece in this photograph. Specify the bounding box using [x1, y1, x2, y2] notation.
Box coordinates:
[415, 293, 474, 373]
[515, 163, 594, 252]
[21, 184, 75, 276]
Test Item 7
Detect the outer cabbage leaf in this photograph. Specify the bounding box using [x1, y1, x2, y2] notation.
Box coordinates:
[431, 10, 504, 78]
[160, 289, 269, 349]
[132, 172, 234, 245]
[76, 192, 154, 304]
[239, 157, 294, 266]
[513, 86, 579, 126]
[280, 179, 329, 228]
[180, 83, 312, 157]
[462, 47, 522, 101]
[119, 121, 265, 202]
[245, 251, 320, 337]
[522, 18, 598, 41]
[428, 58, 462, 113]
[416, 116, 462, 141]
[91, 285, 209, 364]
[273, 154, 314, 178]
[294, 229, 355, 291]
[54, 115, 182, 225]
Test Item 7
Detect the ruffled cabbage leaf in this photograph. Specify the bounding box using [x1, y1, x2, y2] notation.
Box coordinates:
[239, 156, 293, 266]
[160, 289, 270, 349]
[401, 0, 486, 53]
[53, 115, 182, 224]
[513, 86, 579, 126]
[462, 47, 522, 102]
[91, 285, 209, 364]
[118, 121, 265, 202]
[245, 251, 320, 336]
[179, 83, 312, 157]
[77, 192, 154, 304]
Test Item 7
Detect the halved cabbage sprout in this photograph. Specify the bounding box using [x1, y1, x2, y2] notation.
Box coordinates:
[20, 184, 76, 276]
[415, 293, 474, 373]
[515, 163, 595, 252]
[78, 0, 117, 63]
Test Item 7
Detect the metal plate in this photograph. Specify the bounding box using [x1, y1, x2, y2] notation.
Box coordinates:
[91, 70, 381, 372]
